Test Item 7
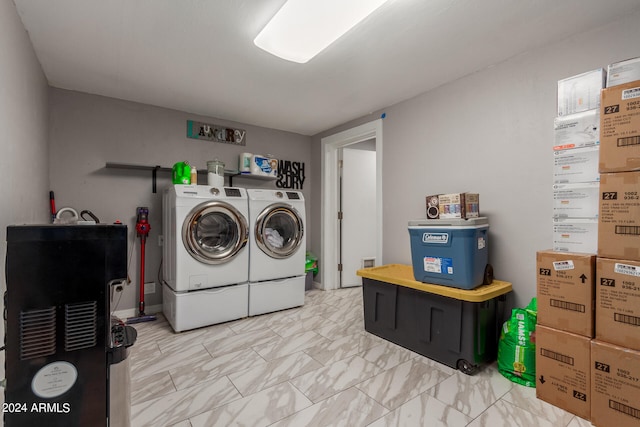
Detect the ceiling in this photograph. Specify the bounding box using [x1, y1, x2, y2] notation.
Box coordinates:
[13, 0, 640, 136]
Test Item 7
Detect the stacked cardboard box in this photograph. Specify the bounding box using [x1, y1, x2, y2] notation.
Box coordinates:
[553, 69, 605, 253]
[424, 193, 479, 219]
[536, 250, 595, 420]
[591, 67, 640, 427]
[536, 68, 605, 421]
[538, 61, 640, 426]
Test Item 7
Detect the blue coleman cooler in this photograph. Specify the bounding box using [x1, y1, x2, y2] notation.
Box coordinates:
[408, 217, 493, 289]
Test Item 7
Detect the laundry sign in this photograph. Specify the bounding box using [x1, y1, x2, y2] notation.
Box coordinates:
[186, 120, 246, 146]
[276, 160, 305, 189]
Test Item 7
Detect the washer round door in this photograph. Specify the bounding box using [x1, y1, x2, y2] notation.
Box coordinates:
[255, 203, 304, 259]
[182, 201, 249, 264]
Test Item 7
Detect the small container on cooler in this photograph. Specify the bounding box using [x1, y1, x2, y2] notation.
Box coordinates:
[408, 217, 492, 289]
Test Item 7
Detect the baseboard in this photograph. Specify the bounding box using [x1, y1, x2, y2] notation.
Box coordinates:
[113, 304, 163, 321]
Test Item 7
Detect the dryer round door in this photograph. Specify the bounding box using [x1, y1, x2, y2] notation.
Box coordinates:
[182, 201, 249, 264]
[254, 203, 304, 259]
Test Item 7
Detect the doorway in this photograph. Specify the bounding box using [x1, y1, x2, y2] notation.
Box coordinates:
[339, 142, 377, 287]
[321, 119, 383, 291]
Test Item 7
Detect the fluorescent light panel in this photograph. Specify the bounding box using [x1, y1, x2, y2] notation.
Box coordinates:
[254, 0, 389, 63]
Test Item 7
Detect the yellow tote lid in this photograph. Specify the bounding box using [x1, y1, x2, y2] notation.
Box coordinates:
[357, 264, 511, 302]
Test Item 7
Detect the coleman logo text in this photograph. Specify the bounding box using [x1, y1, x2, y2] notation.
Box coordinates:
[422, 233, 449, 244]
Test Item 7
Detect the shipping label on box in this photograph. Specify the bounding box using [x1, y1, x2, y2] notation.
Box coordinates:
[591, 340, 640, 427]
[552, 182, 600, 219]
[537, 250, 595, 337]
[599, 80, 640, 173]
[607, 57, 640, 88]
[536, 325, 591, 420]
[553, 218, 598, 254]
[553, 146, 600, 183]
[558, 68, 606, 117]
[554, 110, 600, 150]
[598, 172, 640, 261]
[596, 257, 640, 350]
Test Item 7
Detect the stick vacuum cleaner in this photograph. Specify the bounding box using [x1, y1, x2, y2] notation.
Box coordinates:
[127, 207, 157, 324]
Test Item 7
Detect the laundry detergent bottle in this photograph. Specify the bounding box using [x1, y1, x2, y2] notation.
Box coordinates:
[172, 161, 191, 184]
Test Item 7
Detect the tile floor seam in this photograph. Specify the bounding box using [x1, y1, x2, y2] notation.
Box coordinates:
[500, 396, 558, 426]
[166, 368, 182, 394]
[499, 389, 570, 426]
[463, 400, 493, 426]
[301, 349, 328, 366]
[354, 382, 393, 415]
[356, 363, 447, 412]
[225, 373, 245, 398]
[495, 396, 563, 427]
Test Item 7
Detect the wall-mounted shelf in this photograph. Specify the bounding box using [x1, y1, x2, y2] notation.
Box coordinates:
[105, 162, 275, 192]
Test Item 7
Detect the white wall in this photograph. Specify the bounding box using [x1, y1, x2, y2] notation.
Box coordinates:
[48, 88, 312, 312]
[312, 9, 640, 308]
[0, 0, 49, 242]
[0, 0, 49, 380]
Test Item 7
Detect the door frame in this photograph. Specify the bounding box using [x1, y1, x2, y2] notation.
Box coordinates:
[321, 119, 383, 290]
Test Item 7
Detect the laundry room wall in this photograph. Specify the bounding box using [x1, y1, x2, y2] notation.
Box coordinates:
[0, 0, 49, 242]
[311, 9, 640, 309]
[48, 88, 312, 314]
[0, 0, 49, 378]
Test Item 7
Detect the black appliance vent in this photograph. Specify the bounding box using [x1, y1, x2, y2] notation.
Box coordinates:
[20, 307, 56, 360]
[65, 301, 97, 352]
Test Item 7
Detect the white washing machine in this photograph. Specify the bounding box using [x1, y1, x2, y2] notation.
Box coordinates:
[247, 189, 306, 316]
[162, 185, 249, 331]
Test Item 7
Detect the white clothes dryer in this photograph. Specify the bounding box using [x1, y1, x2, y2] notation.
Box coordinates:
[247, 189, 306, 316]
[162, 185, 249, 331]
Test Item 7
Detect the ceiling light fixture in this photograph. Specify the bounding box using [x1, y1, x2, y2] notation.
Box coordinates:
[254, 0, 390, 64]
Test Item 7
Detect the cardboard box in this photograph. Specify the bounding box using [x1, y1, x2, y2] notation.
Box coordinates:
[425, 194, 440, 219]
[598, 172, 640, 261]
[554, 110, 600, 150]
[537, 250, 595, 337]
[596, 257, 640, 350]
[607, 57, 640, 87]
[536, 325, 591, 420]
[591, 340, 640, 427]
[599, 80, 640, 173]
[553, 182, 600, 219]
[424, 193, 479, 219]
[558, 69, 606, 117]
[553, 218, 598, 254]
[553, 146, 600, 183]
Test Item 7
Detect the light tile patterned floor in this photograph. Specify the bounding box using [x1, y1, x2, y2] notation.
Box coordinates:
[128, 287, 589, 427]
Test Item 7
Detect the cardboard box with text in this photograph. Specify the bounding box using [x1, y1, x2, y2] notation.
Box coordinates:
[591, 340, 640, 427]
[598, 172, 640, 261]
[596, 257, 640, 350]
[537, 250, 595, 337]
[558, 69, 606, 117]
[536, 325, 591, 420]
[599, 80, 640, 173]
[424, 193, 479, 219]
